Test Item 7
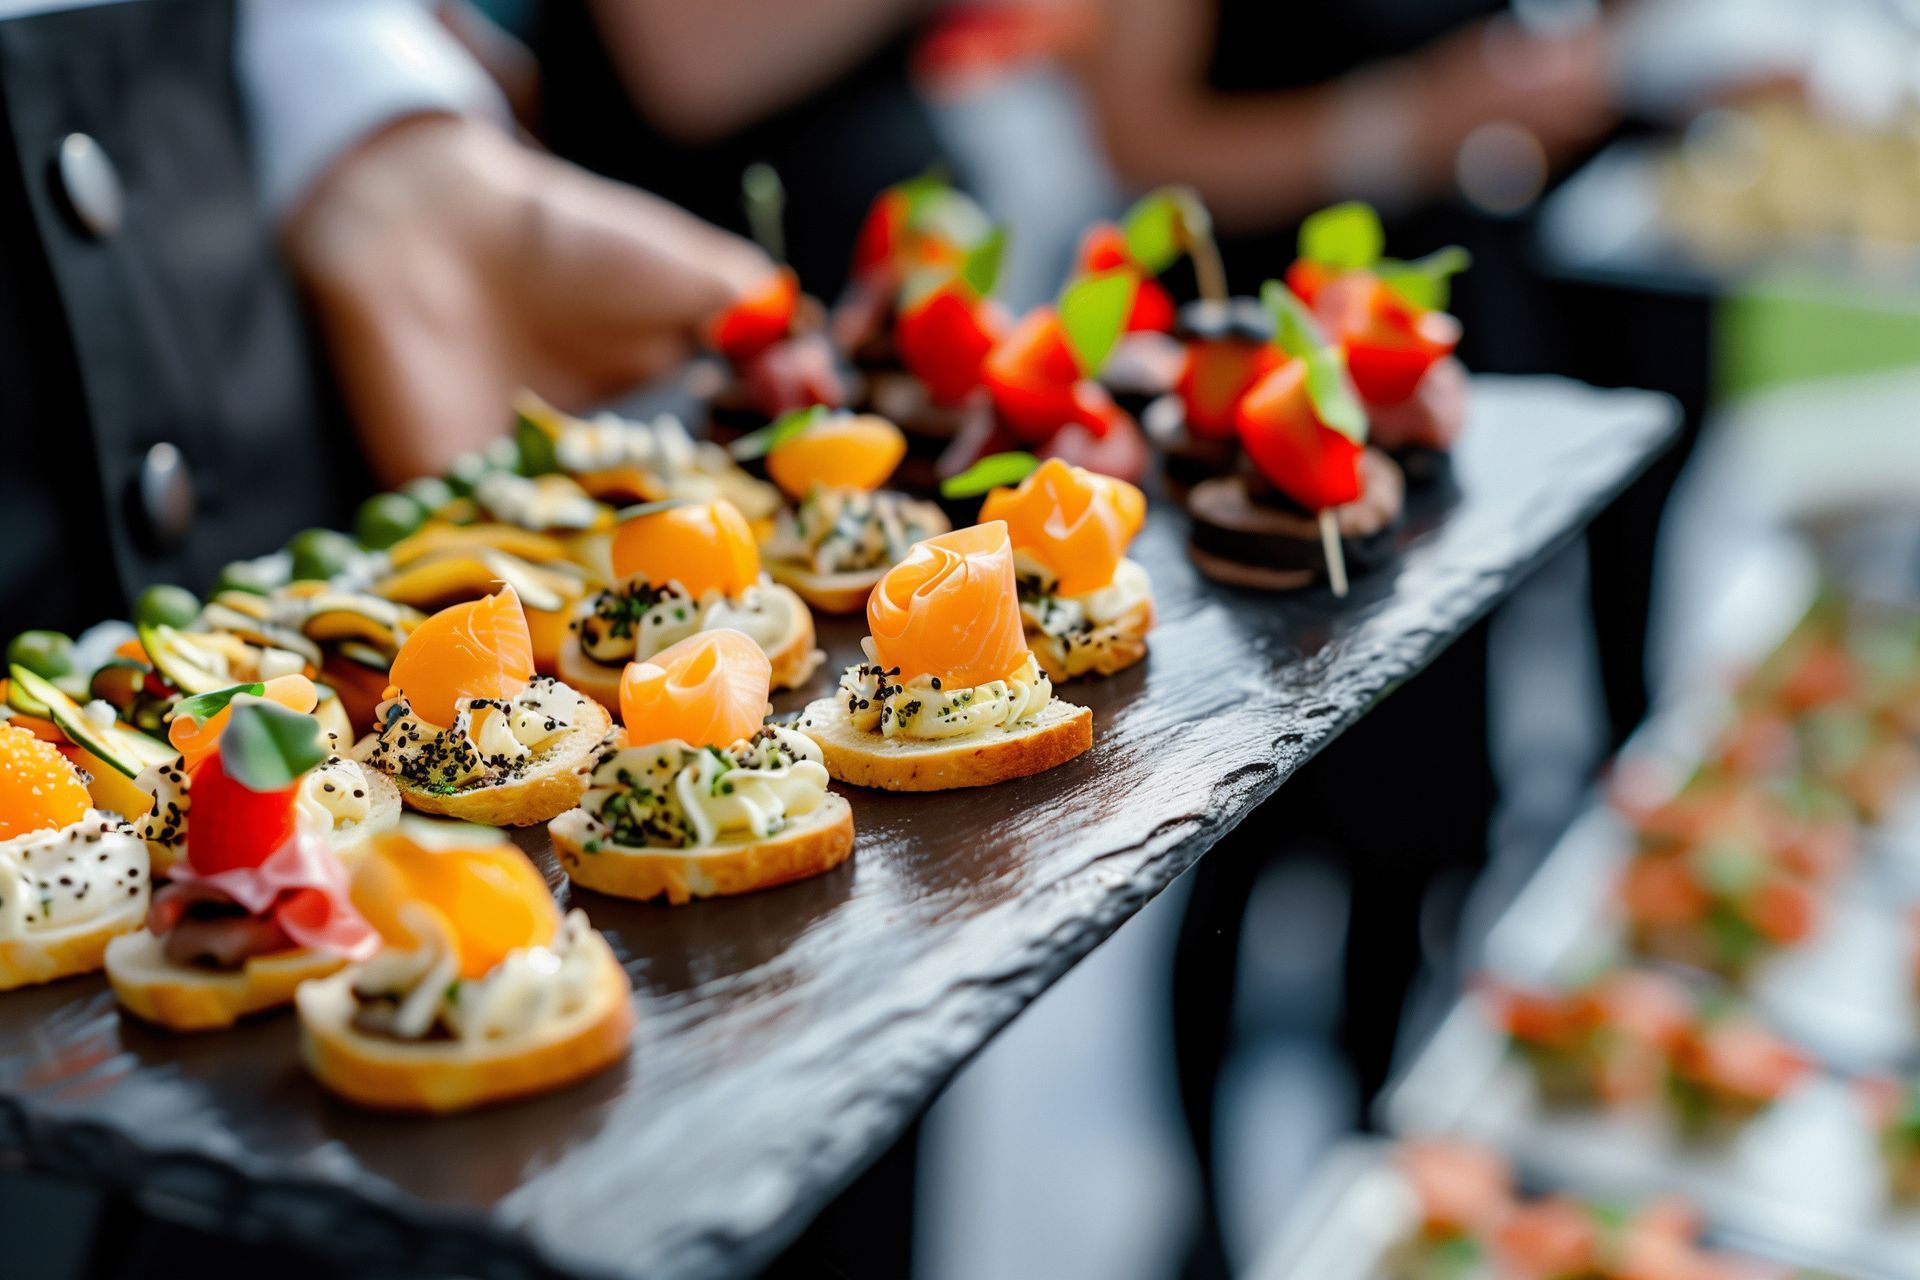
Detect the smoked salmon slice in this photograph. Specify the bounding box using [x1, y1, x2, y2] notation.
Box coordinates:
[610, 499, 760, 598]
[619, 629, 771, 749]
[388, 587, 536, 730]
[0, 723, 92, 839]
[867, 521, 1030, 689]
[767, 414, 907, 498]
[980, 457, 1145, 596]
[350, 826, 558, 980]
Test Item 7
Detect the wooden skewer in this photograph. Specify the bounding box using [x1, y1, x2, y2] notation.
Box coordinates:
[1189, 224, 1229, 306]
[1319, 508, 1349, 598]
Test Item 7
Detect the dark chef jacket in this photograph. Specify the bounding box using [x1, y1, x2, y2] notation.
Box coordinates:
[0, 0, 360, 637]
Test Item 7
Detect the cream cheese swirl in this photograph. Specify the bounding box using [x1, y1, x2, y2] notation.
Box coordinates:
[578, 727, 828, 849]
[348, 908, 600, 1043]
[0, 811, 147, 941]
[838, 641, 1053, 740]
[359, 678, 577, 792]
[576, 577, 792, 668]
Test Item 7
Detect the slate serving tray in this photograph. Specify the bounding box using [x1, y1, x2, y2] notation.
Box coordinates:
[0, 377, 1676, 1280]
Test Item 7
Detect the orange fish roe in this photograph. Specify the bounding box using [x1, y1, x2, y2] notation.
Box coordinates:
[610, 500, 760, 599]
[0, 723, 91, 840]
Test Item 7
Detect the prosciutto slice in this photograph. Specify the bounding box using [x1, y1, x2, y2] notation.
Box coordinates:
[151, 831, 378, 963]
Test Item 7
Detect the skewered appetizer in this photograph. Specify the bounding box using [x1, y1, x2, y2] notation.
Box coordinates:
[298, 822, 632, 1112]
[105, 703, 380, 1031]
[352, 588, 611, 826]
[558, 499, 821, 707]
[1666, 998, 1812, 1140]
[513, 391, 781, 521]
[137, 675, 399, 875]
[0, 724, 150, 989]
[796, 521, 1092, 790]
[1074, 189, 1199, 419]
[703, 267, 846, 442]
[943, 271, 1151, 485]
[1491, 967, 1692, 1107]
[1617, 777, 1840, 981]
[552, 630, 853, 903]
[752, 410, 950, 613]
[1187, 283, 1403, 596]
[1143, 297, 1278, 496]
[1285, 202, 1469, 483]
[962, 456, 1154, 680]
[1388, 1140, 1821, 1280]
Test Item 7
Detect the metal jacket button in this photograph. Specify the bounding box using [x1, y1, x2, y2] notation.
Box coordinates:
[138, 442, 193, 547]
[55, 133, 124, 239]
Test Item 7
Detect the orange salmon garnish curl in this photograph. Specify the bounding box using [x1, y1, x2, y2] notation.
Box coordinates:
[0, 723, 91, 840]
[980, 457, 1145, 597]
[619, 629, 772, 749]
[610, 500, 760, 600]
[388, 587, 536, 730]
[868, 522, 1030, 689]
[351, 823, 558, 980]
[766, 415, 907, 499]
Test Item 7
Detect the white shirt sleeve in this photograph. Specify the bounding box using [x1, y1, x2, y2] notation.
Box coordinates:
[238, 0, 510, 219]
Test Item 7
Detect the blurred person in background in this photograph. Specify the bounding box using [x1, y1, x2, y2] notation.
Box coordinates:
[535, 0, 952, 301]
[0, 0, 774, 638]
[1080, 0, 1618, 285]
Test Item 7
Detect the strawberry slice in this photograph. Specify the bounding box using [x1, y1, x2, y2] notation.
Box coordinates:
[708, 267, 801, 362]
[1234, 358, 1363, 510]
[897, 283, 1006, 406]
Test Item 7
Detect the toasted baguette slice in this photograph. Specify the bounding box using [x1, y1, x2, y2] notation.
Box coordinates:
[296, 930, 633, 1113]
[0, 889, 147, 991]
[557, 583, 824, 711]
[551, 793, 854, 904]
[794, 697, 1092, 791]
[764, 560, 881, 615]
[104, 929, 348, 1031]
[1028, 597, 1155, 683]
[350, 694, 612, 827]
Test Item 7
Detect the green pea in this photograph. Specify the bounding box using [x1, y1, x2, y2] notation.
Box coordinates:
[7, 630, 74, 681]
[445, 451, 491, 497]
[354, 493, 426, 551]
[216, 559, 281, 596]
[134, 584, 201, 630]
[400, 476, 456, 516]
[287, 527, 358, 582]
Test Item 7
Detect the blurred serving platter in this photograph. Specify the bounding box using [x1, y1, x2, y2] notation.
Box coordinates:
[0, 378, 1675, 1280]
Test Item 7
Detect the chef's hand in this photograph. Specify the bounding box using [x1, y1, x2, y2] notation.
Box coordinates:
[284, 113, 773, 484]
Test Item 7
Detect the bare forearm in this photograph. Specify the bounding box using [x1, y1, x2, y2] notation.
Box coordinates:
[591, 0, 926, 143]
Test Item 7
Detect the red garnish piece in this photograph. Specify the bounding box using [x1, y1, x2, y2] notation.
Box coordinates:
[707, 268, 801, 363]
[1077, 224, 1175, 333]
[1177, 340, 1283, 440]
[184, 750, 297, 875]
[981, 308, 1110, 441]
[896, 283, 1006, 407]
[1233, 359, 1363, 510]
[1309, 274, 1460, 406]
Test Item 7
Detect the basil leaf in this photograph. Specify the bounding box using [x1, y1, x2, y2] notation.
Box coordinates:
[940, 452, 1040, 499]
[612, 497, 697, 523]
[219, 701, 328, 793]
[1058, 269, 1137, 377]
[514, 409, 559, 477]
[729, 405, 829, 460]
[960, 225, 1008, 299]
[1122, 186, 1211, 275]
[1303, 347, 1366, 443]
[171, 682, 265, 727]
[1376, 245, 1471, 313]
[1299, 201, 1383, 270]
[1260, 282, 1365, 441]
[1261, 279, 1324, 361]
